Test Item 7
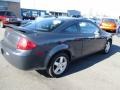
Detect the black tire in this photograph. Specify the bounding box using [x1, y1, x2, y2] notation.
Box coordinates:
[47, 53, 70, 78]
[103, 40, 111, 54]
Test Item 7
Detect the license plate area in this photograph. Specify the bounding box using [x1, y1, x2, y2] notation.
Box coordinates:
[1, 48, 10, 56]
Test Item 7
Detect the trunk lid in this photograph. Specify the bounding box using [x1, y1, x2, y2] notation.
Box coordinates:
[2, 25, 66, 50]
[2, 25, 35, 50]
[1, 25, 57, 50]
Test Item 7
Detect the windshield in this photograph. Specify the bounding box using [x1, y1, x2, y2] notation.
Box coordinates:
[21, 18, 63, 32]
[0, 11, 6, 16]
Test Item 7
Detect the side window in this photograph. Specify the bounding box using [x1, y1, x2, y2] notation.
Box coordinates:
[79, 21, 99, 34]
[64, 25, 78, 33]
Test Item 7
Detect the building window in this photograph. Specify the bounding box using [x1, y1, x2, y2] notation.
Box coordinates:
[0, 1, 8, 10]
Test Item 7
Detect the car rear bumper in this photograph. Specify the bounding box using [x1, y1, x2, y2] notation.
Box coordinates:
[0, 42, 46, 70]
[100, 26, 116, 31]
[4, 21, 21, 25]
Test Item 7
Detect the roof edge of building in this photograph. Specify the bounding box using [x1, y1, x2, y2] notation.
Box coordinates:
[0, 0, 20, 3]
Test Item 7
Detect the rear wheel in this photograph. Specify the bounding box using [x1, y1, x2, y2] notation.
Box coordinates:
[103, 41, 111, 54]
[47, 53, 69, 78]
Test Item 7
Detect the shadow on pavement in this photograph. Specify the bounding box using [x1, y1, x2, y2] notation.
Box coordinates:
[117, 34, 120, 37]
[64, 44, 120, 77]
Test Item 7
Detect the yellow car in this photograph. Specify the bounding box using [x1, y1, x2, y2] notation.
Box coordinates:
[100, 18, 118, 33]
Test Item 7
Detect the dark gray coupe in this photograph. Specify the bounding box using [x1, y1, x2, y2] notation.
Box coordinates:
[0, 17, 112, 77]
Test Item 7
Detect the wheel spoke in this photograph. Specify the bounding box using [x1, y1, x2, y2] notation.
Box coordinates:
[60, 57, 64, 63]
[54, 61, 59, 66]
[54, 67, 60, 74]
[62, 62, 67, 67]
[59, 67, 64, 72]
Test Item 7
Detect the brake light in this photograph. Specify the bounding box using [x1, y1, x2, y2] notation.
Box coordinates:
[113, 24, 117, 27]
[0, 16, 6, 19]
[0, 16, 9, 23]
[17, 37, 36, 50]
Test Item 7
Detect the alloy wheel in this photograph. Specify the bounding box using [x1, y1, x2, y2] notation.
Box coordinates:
[53, 56, 68, 75]
[105, 41, 111, 53]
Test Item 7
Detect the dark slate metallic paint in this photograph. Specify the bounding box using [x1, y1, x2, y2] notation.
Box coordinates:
[0, 18, 112, 70]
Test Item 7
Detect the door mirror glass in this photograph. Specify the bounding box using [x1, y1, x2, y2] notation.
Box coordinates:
[94, 32, 100, 38]
[94, 30, 100, 38]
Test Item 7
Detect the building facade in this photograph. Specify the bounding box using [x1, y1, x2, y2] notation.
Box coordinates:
[0, 0, 21, 18]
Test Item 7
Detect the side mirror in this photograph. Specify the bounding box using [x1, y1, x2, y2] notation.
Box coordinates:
[94, 31, 100, 38]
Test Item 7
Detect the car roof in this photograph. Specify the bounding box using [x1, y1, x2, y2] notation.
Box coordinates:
[41, 17, 87, 22]
[102, 18, 117, 20]
[102, 18, 118, 22]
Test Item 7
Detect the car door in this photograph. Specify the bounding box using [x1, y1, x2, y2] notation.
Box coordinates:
[63, 24, 83, 58]
[78, 21, 106, 56]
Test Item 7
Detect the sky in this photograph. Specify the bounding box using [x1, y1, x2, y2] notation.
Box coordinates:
[20, 0, 120, 17]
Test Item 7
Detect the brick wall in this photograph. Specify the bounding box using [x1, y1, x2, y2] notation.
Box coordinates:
[7, 1, 21, 18]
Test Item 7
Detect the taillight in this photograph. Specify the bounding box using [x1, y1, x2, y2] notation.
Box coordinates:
[17, 37, 36, 50]
[0, 16, 8, 23]
[0, 16, 6, 21]
[113, 24, 117, 27]
[0, 16, 6, 19]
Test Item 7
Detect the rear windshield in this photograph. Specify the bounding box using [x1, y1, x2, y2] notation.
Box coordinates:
[0, 11, 6, 16]
[102, 18, 116, 23]
[21, 18, 63, 32]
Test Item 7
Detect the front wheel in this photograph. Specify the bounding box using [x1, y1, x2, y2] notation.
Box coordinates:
[47, 53, 70, 78]
[103, 41, 111, 54]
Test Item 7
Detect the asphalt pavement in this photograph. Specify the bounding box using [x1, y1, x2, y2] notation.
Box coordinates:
[0, 28, 120, 90]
